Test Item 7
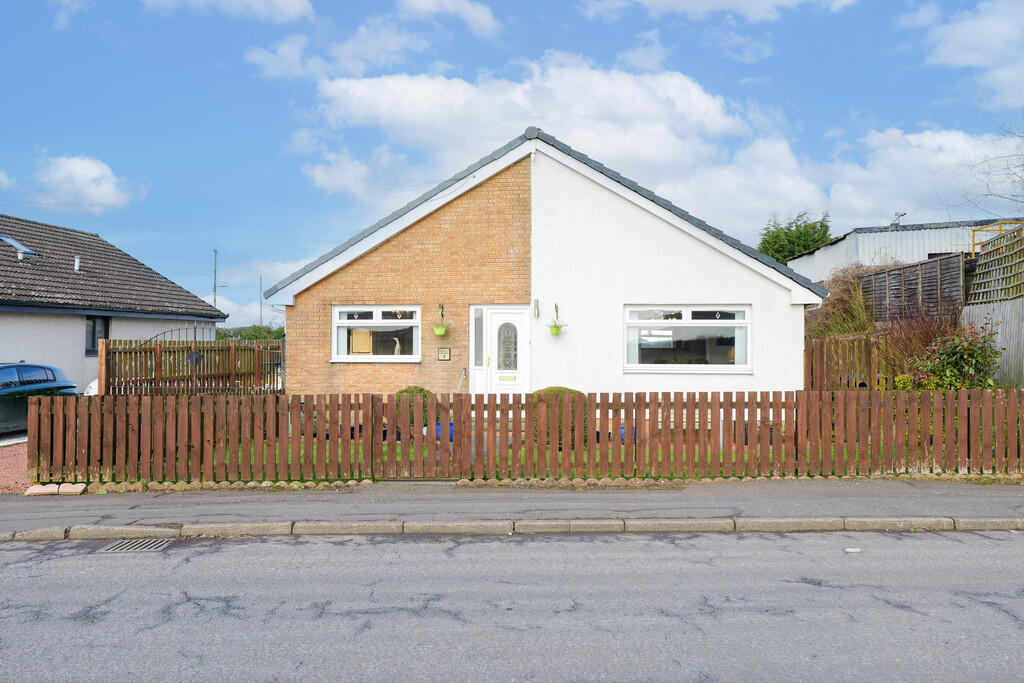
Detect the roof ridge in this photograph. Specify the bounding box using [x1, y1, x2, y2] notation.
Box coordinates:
[0, 213, 101, 238]
[266, 127, 828, 299]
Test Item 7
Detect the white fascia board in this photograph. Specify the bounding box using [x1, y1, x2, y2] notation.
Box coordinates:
[533, 146, 823, 306]
[266, 142, 539, 306]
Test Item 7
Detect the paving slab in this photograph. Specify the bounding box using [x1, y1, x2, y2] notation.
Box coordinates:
[68, 525, 180, 540]
[736, 517, 844, 532]
[13, 527, 66, 541]
[952, 517, 1024, 531]
[403, 520, 512, 535]
[844, 517, 955, 532]
[624, 518, 734, 532]
[570, 519, 624, 533]
[180, 522, 293, 537]
[292, 521, 403, 535]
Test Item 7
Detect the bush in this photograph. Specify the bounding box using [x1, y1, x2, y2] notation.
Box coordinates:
[805, 265, 877, 339]
[395, 386, 437, 428]
[876, 307, 961, 376]
[906, 323, 1001, 389]
[531, 387, 588, 447]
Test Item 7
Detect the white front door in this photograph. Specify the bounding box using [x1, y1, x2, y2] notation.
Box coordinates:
[469, 305, 530, 395]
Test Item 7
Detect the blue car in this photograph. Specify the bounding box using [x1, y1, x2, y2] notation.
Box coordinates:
[0, 362, 77, 433]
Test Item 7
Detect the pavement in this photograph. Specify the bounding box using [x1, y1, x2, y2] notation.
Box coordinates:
[2, 531, 1024, 680]
[2, 478, 1024, 539]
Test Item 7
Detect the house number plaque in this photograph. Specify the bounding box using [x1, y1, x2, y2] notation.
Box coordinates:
[438, 348, 451, 361]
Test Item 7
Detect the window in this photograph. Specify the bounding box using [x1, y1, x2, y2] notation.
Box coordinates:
[85, 316, 109, 356]
[18, 366, 54, 385]
[331, 305, 420, 362]
[0, 367, 18, 389]
[497, 322, 517, 370]
[625, 306, 750, 371]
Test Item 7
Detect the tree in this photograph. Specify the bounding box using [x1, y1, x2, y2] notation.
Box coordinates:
[757, 211, 832, 264]
[216, 324, 284, 340]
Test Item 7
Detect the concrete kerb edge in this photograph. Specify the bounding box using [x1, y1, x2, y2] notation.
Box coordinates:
[3, 517, 1024, 541]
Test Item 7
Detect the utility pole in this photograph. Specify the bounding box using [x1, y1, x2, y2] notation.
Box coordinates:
[212, 248, 228, 308]
[258, 275, 263, 325]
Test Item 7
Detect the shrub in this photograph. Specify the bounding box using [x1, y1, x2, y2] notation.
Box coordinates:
[805, 265, 877, 339]
[875, 307, 961, 376]
[902, 322, 1001, 390]
[531, 387, 588, 447]
[395, 386, 437, 428]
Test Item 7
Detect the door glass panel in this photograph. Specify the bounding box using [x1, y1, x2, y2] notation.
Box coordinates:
[497, 322, 517, 371]
[473, 309, 483, 367]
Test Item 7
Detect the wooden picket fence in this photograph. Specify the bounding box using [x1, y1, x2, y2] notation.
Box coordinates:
[99, 339, 284, 396]
[27, 390, 1024, 484]
[804, 336, 893, 390]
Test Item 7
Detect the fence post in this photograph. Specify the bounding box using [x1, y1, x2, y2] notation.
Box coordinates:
[97, 338, 109, 396]
[154, 342, 163, 391]
[26, 396, 39, 483]
[230, 341, 237, 390]
[254, 343, 262, 388]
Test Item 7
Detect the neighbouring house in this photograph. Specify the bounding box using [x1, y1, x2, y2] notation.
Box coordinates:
[0, 214, 225, 390]
[787, 217, 1024, 283]
[265, 127, 827, 396]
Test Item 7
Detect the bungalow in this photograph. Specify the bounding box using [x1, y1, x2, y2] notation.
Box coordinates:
[265, 127, 827, 395]
[0, 214, 225, 390]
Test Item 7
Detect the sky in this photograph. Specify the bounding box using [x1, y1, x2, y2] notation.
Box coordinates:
[1, 0, 1023, 326]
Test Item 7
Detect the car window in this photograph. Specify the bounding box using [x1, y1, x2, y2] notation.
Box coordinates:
[19, 366, 53, 384]
[0, 367, 18, 389]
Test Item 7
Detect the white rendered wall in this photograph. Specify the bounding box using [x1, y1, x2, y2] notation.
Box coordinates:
[0, 313, 216, 391]
[529, 152, 809, 393]
[109, 318, 216, 343]
[0, 313, 93, 390]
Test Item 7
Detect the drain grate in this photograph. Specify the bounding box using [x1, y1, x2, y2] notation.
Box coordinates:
[99, 538, 174, 553]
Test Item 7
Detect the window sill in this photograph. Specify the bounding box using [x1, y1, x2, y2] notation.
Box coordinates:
[331, 356, 421, 364]
[623, 365, 753, 375]
[84, 352, 98, 358]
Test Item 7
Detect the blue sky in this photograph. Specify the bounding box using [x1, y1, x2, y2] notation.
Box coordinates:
[1, 0, 1022, 325]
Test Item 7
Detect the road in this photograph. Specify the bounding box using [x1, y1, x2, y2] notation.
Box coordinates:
[2, 532, 1024, 681]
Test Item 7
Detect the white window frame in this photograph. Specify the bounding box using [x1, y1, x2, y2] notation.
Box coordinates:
[331, 305, 421, 363]
[623, 305, 752, 374]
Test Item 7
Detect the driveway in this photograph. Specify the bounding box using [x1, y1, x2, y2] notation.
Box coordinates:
[0, 441, 28, 494]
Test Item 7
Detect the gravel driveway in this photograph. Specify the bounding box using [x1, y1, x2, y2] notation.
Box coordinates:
[0, 442, 28, 494]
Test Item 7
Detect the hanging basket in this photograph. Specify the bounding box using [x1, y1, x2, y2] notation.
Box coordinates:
[548, 325, 563, 336]
[433, 325, 448, 337]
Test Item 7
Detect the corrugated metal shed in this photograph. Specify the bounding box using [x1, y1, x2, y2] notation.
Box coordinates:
[788, 218, 1024, 283]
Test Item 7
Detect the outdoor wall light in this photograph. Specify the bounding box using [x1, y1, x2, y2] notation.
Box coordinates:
[533, 299, 539, 318]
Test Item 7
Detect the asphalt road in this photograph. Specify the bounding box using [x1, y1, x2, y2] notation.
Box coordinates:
[2, 531, 1023, 682]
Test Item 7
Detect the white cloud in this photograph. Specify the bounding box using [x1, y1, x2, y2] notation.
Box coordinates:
[316, 51, 748, 183]
[247, 19, 429, 80]
[909, 0, 1024, 108]
[203, 294, 283, 326]
[330, 17, 430, 77]
[141, 0, 312, 23]
[50, 0, 90, 30]
[896, 1, 939, 29]
[580, 0, 855, 22]
[703, 25, 774, 62]
[617, 29, 669, 71]
[35, 156, 135, 214]
[397, 0, 500, 38]
[302, 148, 370, 197]
[245, 34, 321, 79]
[0, 170, 14, 190]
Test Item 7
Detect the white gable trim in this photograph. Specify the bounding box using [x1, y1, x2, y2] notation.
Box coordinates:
[267, 142, 539, 305]
[533, 146, 821, 305]
[269, 137, 822, 306]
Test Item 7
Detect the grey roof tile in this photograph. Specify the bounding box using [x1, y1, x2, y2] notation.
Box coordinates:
[266, 127, 829, 299]
[0, 214, 226, 320]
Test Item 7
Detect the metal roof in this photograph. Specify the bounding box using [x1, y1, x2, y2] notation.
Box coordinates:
[266, 127, 829, 299]
[789, 217, 1024, 261]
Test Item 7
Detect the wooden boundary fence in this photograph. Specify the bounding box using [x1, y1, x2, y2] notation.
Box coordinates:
[861, 254, 964, 322]
[27, 390, 1024, 483]
[804, 337, 893, 390]
[100, 339, 284, 395]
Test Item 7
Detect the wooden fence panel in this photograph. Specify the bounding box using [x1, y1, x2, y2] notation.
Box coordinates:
[28, 390, 1024, 483]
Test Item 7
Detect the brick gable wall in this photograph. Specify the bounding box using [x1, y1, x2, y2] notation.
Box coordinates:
[284, 156, 531, 395]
